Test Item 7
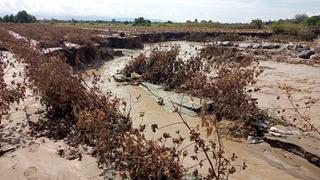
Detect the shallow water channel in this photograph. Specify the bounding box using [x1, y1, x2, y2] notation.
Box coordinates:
[84, 41, 320, 179]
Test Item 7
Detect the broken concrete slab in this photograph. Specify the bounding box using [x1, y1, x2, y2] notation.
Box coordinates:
[269, 125, 301, 137]
[140, 82, 213, 116]
[238, 43, 253, 49]
[252, 43, 262, 49]
[64, 42, 82, 49]
[42, 47, 64, 54]
[113, 74, 129, 82]
[130, 72, 142, 80]
[263, 134, 320, 167]
[221, 41, 233, 46]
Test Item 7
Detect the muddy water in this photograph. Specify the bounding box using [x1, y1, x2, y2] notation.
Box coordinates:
[85, 41, 320, 179]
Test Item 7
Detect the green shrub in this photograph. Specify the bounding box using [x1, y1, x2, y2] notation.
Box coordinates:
[271, 22, 317, 41]
[305, 15, 320, 28]
[133, 17, 151, 26]
[251, 19, 263, 29]
[271, 23, 302, 35]
[1, 10, 36, 23]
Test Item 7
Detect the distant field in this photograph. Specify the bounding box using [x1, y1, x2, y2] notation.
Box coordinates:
[54, 22, 272, 33]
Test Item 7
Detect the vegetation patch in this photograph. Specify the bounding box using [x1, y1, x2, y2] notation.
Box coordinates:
[0, 27, 240, 179]
[122, 45, 266, 135]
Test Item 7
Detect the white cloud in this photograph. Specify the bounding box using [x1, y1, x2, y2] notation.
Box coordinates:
[0, 0, 319, 22]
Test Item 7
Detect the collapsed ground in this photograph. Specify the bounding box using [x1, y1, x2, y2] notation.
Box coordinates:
[0, 23, 320, 179]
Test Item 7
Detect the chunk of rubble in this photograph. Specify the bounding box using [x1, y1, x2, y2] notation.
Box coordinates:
[130, 72, 142, 80]
[238, 43, 253, 49]
[248, 136, 263, 144]
[252, 43, 262, 49]
[113, 74, 129, 82]
[215, 41, 223, 46]
[296, 45, 310, 52]
[42, 47, 64, 54]
[269, 125, 301, 137]
[261, 43, 280, 49]
[64, 42, 82, 49]
[299, 50, 315, 59]
[282, 43, 294, 50]
[221, 41, 233, 46]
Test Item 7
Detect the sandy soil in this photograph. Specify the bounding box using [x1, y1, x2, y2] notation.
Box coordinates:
[1, 41, 320, 180]
[85, 41, 320, 179]
[253, 60, 320, 129]
[0, 52, 103, 180]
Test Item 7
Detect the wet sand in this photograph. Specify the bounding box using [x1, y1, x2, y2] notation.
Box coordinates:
[1, 41, 320, 179]
[0, 52, 104, 180]
[253, 60, 320, 129]
[85, 41, 320, 179]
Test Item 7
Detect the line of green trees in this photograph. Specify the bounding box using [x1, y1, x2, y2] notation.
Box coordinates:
[0, 10, 36, 23]
[270, 14, 320, 28]
[268, 14, 320, 41]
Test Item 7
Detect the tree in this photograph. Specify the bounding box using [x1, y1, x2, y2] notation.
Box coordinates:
[15, 10, 36, 23]
[135, 17, 145, 24]
[186, 20, 192, 23]
[0, 17, 2, 22]
[305, 15, 320, 27]
[294, 14, 308, 24]
[194, 18, 198, 23]
[3, 15, 9, 22]
[8, 14, 15, 22]
[251, 19, 263, 29]
[71, 18, 78, 23]
[15, 11, 28, 23]
[134, 17, 151, 26]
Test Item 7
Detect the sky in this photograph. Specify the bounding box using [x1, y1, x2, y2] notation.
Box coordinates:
[0, 0, 319, 23]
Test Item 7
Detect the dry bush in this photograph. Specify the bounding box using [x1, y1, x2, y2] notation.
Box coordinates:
[124, 45, 263, 124]
[278, 84, 320, 135]
[192, 65, 262, 122]
[122, 54, 147, 76]
[0, 30, 85, 117]
[123, 45, 210, 90]
[0, 52, 25, 121]
[0, 23, 100, 48]
[77, 109, 182, 179]
[175, 104, 240, 179]
[1, 28, 185, 179]
[1, 27, 241, 179]
[123, 46, 183, 90]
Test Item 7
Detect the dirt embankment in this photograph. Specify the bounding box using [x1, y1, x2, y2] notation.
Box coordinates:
[139, 31, 273, 43]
